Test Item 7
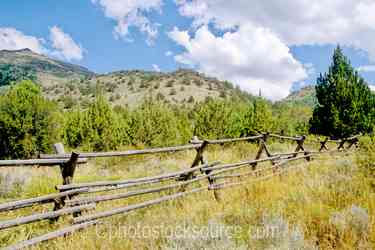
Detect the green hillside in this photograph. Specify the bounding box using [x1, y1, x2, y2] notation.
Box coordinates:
[0, 48, 93, 88]
[280, 85, 316, 107]
[0, 49, 255, 109]
[45, 69, 256, 109]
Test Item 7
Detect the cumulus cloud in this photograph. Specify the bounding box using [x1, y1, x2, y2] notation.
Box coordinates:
[168, 25, 307, 100]
[49, 26, 83, 61]
[0, 27, 46, 53]
[0, 26, 85, 61]
[171, 0, 375, 99]
[369, 85, 375, 91]
[176, 0, 375, 60]
[357, 65, 375, 73]
[152, 64, 161, 72]
[92, 0, 162, 44]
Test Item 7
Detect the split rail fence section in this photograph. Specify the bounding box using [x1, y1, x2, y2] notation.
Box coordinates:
[0, 133, 360, 250]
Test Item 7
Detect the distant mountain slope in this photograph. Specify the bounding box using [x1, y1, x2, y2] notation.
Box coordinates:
[0, 49, 255, 108]
[2, 49, 324, 109]
[45, 69, 256, 109]
[0, 49, 93, 87]
[280, 85, 317, 106]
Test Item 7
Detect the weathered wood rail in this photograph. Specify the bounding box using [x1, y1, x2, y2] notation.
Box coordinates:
[0, 133, 360, 250]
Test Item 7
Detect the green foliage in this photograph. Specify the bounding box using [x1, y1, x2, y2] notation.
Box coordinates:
[61, 95, 77, 109]
[310, 46, 375, 138]
[272, 103, 312, 135]
[0, 64, 37, 87]
[63, 109, 86, 148]
[129, 101, 192, 146]
[282, 86, 317, 107]
[84, 94, 125, 150]
[223, 80, 234, 89]
[252, 98, 274, 133]
[166, 80, 174, 87]
[0, 80, 59, 159]
[63, 94, 129, 151]
[187, 96, 195, 103]
[192, 98, 275, 139]
[193, 99, 232, 139]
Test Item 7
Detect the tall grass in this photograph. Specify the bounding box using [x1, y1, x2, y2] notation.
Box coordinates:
[0, 140, 374, 249]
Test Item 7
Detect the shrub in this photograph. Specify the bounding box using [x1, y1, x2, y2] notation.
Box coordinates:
[0, 64, 37, 87]
[187, 96, 195, 103]
[156, 93, 165, 101]
[139, 81, 149, 88]
[129, 101, 192, 146]
[63, 94, 129, 150]
[62, 95, 77, 109]
[166, 80, 174, 87]
[66, 81, 75, 91]
[105, 82, 117, 92]
[219, 91, 226, 98]
[194, 80, 203, 86]
[0, 80, 59, 159]
[192, 99, 236, 139]
[183, 79, 191, 85]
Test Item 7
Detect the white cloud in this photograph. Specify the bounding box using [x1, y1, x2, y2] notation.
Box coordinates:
[165, 50, 173, 57]
[168, 25, 307, 100]
[0, 27, 46, 53]
[369, 85, 375, 91]
[49, 26, 83, 61]
[304, 63, 316, 76]
[357, 65, 375, 73]
[92, 0, 162, 44]
[175, 0, 375, 61]
[152, 64, 161, 72]
[171, 0, 375, 99]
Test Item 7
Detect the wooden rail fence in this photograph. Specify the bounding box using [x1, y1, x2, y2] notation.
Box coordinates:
[0, 133, 360, 250]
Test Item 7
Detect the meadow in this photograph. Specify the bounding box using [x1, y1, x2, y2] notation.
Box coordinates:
[1, 137, 374, 249]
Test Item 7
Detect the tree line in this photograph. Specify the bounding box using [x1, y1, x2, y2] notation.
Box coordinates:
[0, 46, 373, 159]
[0, 80, 311, 159]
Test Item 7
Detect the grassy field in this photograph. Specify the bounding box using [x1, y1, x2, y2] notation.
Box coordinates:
[0, 139, 374, 249]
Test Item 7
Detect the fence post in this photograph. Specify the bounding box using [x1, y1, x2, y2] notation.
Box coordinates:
[292, 135, 310, 161]
[251, 133, 274, 170]
[52, 143, 79, 220]
[319, 137, 329, 152]
[337, 139, 346, 151]
[346, 137, 359, 150]
[186, 136, 221, 201]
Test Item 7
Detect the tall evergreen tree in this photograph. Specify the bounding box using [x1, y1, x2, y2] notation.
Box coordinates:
[309, 46, 375, 138]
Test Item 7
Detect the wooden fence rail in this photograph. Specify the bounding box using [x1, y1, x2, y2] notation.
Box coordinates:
[0, 204, 95, 230]
[0, 157, 87, 167]
[0, 132, 360, 250]
[0, 188, 89, 212]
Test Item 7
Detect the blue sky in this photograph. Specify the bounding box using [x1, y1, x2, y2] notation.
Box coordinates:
[1, 0, 375, 99]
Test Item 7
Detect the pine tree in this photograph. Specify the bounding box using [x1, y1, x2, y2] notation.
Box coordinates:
[309, 46, 375, 138]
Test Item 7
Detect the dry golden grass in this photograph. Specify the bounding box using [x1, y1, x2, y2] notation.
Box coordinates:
[1, 141, 374, 249]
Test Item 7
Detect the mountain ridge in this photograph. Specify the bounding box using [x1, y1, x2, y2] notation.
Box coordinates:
[0, 49, 313, 108]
